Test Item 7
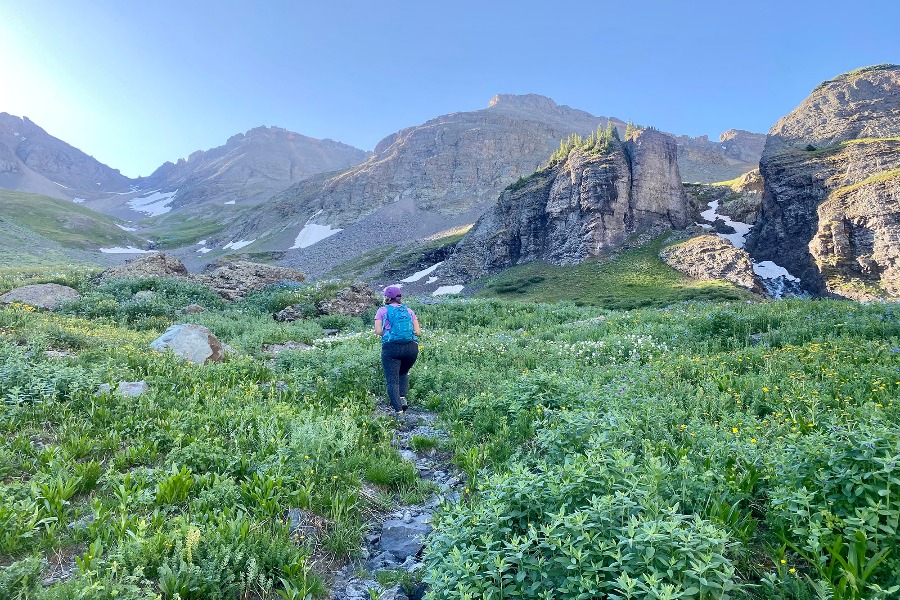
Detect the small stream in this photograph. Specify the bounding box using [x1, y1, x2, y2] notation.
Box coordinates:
[699, 199, 804, 299]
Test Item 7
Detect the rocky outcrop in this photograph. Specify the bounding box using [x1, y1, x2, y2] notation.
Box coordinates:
[99, 253, 190, 280]
[317, 283, 379, 316]
[0, 283, 81, 310]
[195, 261, 305, 300]
[747, 64, 900, 299]
[441, 129, 690, 280]
[660, 235, 765, 293]
[98, 253, 307, 300]
[150, 324, 225, 364]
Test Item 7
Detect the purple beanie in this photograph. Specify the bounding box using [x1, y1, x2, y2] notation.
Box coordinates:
[382, 285, 402, 299]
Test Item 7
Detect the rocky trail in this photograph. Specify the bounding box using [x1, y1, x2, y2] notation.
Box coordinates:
[328, 405, 464, 600]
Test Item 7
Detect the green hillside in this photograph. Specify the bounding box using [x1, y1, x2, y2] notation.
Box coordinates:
[1, 269, 898, 599]
[474, 235, 757, 309]
[0, 190, 145, 266]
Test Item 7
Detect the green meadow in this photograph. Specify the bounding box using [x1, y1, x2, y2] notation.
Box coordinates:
[1, 265, 899, 599]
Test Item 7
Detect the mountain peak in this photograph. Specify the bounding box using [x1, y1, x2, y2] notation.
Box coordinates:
[487, 94, 560, 112]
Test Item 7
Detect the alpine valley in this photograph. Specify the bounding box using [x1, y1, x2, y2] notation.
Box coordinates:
[4, 67, 900, 301]
[3, 65, 900, 600]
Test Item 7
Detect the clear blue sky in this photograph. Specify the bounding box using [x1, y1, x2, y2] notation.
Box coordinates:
[1, 0, 897, 178]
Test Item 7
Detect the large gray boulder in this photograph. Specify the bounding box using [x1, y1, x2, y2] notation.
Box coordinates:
[379, 513, 433, 561]
[96, 381, 150, 397]
[0, 283, 80, 310]
[194, 261, 305, 301]
[317, 283, 379, 317]
[660, 235, 765, 294]
[150, 324, 225, 364]
[99, 252, 189, 280]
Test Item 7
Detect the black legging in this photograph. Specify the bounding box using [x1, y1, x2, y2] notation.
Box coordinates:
[381, 341, 418, 411]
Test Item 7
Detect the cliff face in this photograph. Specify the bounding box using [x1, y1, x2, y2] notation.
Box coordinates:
[442, 129, 690, 281]
[747, 65, 900, 299]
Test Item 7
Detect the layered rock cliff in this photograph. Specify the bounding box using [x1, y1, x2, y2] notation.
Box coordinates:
[746, 64, 900, 299]
[441, 129, 690, 281]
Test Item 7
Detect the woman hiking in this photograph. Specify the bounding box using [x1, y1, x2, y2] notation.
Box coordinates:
[374, 285, 421, 414]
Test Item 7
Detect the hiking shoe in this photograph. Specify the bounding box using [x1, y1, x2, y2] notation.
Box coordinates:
[400, 397, 409, 411]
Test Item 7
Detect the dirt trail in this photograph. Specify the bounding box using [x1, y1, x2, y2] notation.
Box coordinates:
[329, 405, 464, 600]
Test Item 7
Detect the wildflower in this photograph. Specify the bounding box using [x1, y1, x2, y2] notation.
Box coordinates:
[789, 568, 796, 573]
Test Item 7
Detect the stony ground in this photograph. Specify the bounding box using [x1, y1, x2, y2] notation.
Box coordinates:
[328, 405, 464, 600]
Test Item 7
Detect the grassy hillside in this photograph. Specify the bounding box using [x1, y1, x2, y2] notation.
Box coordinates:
[475, 235, 756, 309]
[0, 190, 145, 250]
[1, 268, 898, 599]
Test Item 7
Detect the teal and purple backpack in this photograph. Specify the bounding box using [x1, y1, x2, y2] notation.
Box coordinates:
[382, 304, 417, 343]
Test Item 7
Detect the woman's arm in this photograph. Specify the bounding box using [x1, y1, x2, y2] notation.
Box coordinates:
[374, 318, 384, 336]
[412, 316, 421, 336]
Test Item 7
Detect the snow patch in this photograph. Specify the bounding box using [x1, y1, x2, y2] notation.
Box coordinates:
[433, 285, 464, 296]
[752, 261, 800, 281]
[699, 199, 803, 298]
[116, 224, 137, 231]
[197, 247, 212, 254]
[224, 200, 235, 205]
[52, 181, 71, 189]
[72, 198, 85, 204]
[128, 189, 178, 216]
[290, 218, 342, 249]
[196, 240, 207, 246]
[99, 246, 152, 254]
[700, 200, 752, 249]
[401, 262, 444, 283]
[223, 239, 255, 250]
[426, 276, 439, 284]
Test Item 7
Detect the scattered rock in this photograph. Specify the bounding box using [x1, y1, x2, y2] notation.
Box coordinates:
[195, 261, 305, 301]
[45, 350, 76, 359]
[96, 381, 150, 397]
[149, 324, 225, 364]
[379, 588, 409, 600]
[133, 290, 155, 301]
[273, 304, 311, 322]
[263, 341, 314, 355]
[183, 303, 205, 314]
[68, 513, 95, 532]
[379, 513, 433, 561]
[317, 283, 379, 316]
[710, 218, 736, 235]
[99, 252, 189, 280]
[286, 508, 324, 543]
[0, 283, 80, 310]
